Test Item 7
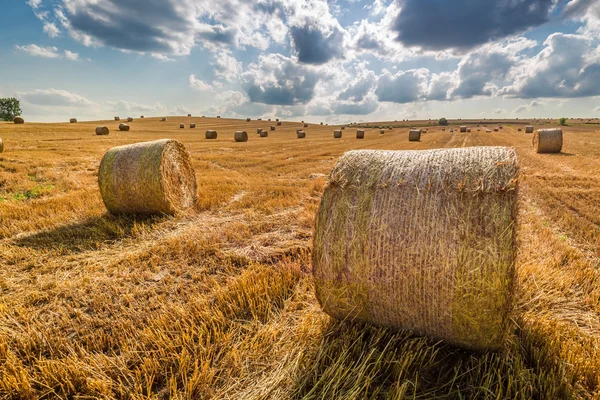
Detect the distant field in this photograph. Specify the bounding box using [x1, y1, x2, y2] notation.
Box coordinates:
[1, 117, 599, 398]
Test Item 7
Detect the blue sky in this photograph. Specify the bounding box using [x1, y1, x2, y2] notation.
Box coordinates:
[2, 0, 600, 122]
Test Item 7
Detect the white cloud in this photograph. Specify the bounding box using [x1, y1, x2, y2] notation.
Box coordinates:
[43, 22, 60, 38]
[15, 44, 60, 58]
[64, 50, 79, 61]
[18, 89, 95, 107]
[492, 108, 506, 114]
[106, 100, 167, 114]
[27, 0, 42, 8]
[189, 74, 214, 91]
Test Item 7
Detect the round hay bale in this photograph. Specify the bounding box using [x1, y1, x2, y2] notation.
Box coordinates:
[234, 131, 248, 142]
[467, 128, 471, 132]
[114, 117, 120, 121]
[180, 123, 185, 129]
[277, 121, 282, 126]
[0, 138, 3, 153]
[341, 125, 346, 130]
[205, 130, 217, 139]
[460, 126, 467, 132]
[518, 128, 522, 132]
[449, 129, 453, 132]
[247, 118, 251, 122]
[270, 126, 276, 131]
[188, 114, 192, 117]
[334, 130, 342, 138]
[533, 129, 562, 153]
[98, 139, 197, 215]
[140, 115, 144, 119]
[118, 123, 130, 132]
[70, 118, 77, 123]
[312, 147, 519, 350]
[525, 126, 534, 134]
[217, 116, 221, 119]
[276, 118, 280, 122]
[486, 129, 492, 133]
[442, 127, 446, 131]
[380, 129, 385, 134]
[409, 129, 421, 141]
[96, 126, 109, 135]
[297, 130, 306, 139]
[494, 128, 499, 132]
[320, 122, 323, 125]
[127, 117, 133, 122]
[161, 117, 167, 122]
[260, 130, 268, 138]
[257, 128, 263, 134]
[268, 118, 271, 121]
[477, 128, 481, 131]
[304, 123, 309, 128]
[13, 116, 24, 124]
[190, 123, 196, 129]
[356, 129, 365, 139]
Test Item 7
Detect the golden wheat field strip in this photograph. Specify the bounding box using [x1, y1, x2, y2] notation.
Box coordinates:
[0, 118, 599, 398]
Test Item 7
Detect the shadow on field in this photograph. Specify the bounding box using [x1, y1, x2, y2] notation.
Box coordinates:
[548, 152, 576, 157]
[13, 213, 168, 252]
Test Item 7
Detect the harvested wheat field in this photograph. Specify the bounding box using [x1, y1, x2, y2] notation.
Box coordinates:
[1, 117, 600, 399]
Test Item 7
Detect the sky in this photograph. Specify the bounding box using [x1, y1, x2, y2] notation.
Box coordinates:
[1, 0, 600, 123]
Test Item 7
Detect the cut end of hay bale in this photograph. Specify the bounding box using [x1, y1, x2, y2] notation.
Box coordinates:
[205, 130, 217, 139]
[96, 126, 109, 135]
[13, 116, 24, 124]
[409, 129, 421, 141]
[356, 129, 365, 139]
[70, 118, 77, 123]
[98, 139, 197, 215]
[234, 131, 248, 142]
[312, 146, 519, 351]
[118, 123, 130, 132]
[533, 128, 562, 153]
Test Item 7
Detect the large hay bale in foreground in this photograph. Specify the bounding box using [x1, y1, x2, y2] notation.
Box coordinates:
[0, 138, 3, 153]
[70, 118, 77, 123]
[98, 139, 197, 215]
[525, 126, 534, 133]
[460, 126, 467, 132]
[313, 147, 519, 350]
[118, 123, 130, 132]
[13, 116, 24, 124]
[205, 130, 217, 139]
[533, 129, 562, 153]
[127, 117, 133, 122]
[409, 129, 421, 141]
[356, 129, 365, 139]
[334, 130, 342, 138]
[234, 131, 248, 142]
[297, 130, 306, 138]
[259, 130, 268, 138]
[96, 126, 109, 135]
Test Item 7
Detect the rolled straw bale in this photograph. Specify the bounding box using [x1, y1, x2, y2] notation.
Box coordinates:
[341, 125, 346, 130]
[449, 129, 453, 132]
[98, 139, 197, 215]
[277, 121, 282, 126]
[276, 118, 280, 122]
[460, 126, 467, 132]
[304, 123, 309, 128]
[205, 130, 217, 139]
[525, 126, 534, 133]
[161, 117, 167, 122]
[486, 129, 492, 133]
[118, 123, 130, 132]
[467, 128, 471, 132]
[312, 146, 519, 350]
[0, 138, 3, 153]
[380, 129, 385, 134]
[114, 117, 120, 121]
[270, 126, 276, 131]
[518, 128, 522, 132]
[140, 115, 144, 118]
[320, 122, 324, 125]
[477, 128, 481, 132]
[217, 116, 221, 118]
[533, 129, 562, 153]
[188, 114, 192, 117]
[127, 117, 133, 122]
[70, 118, 77, 123]
[356, 129, 365, 139]
[260, 130, 268, 138]
[96, 126, 109, 135]
[13, 116, 24, 124]
[334, 130, 342, 138]
[257, 128, 263, 134]
[268, 119, 271, 121]
[190, 123, 196, 128]
[494, 128, 499, 132]
[409, 129, 421, 141]
[247, 118, 251, 122]
[234, 131, 248, 142]
[257, 118, 262, 121]
[297, 130, 306, 138]
[180, 124, 185, 129]
[442, 127, 445, 131]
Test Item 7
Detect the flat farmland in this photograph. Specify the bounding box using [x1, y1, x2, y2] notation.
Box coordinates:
[1, 117, 599, 399]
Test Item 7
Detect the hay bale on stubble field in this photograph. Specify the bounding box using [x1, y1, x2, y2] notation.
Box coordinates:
[312, 146, 519, 350]
[188, 114, 192, 117]
[190, 123, 196, 128]
[98, 139, 197, 215]
[0, 138, 4, 153]
[260, 130, 268, 138]
[118, 123, 130, 132]
[247, 118, 251, 122]
[380, 129, 385, 134]
[161, 117, 167, 122]
[70, 118, 77, 123]
[304, 123, 308, 128]
[13, 116, 24, 124]
[356, 129, 365, 139]
[525, 126, 534, 133]
[409, 129, 421, 141]
[297, 130, 306, 138]
[234, 131, 248, 142]
[257, 128, 263, 134]
[180, 124, 185, 129]
[518, 128, 522, 132]
[96, 126, 109, 135]
[277, 121, 282, 126]
[140, 115, 144, 119]
[467, 128, 471, 132]
[334, 130, 342, 138]
[114, 117, 120, 121]
[533, 129, 562, 153]
[205, 130, 217, 139]
[270, 126, 275, 131]
[460, 126, 467, 132]
[127, 117, 133, 122]
[494, 128, 499, 132]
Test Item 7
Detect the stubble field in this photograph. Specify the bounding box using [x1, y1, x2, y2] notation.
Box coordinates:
[0, 117, 599, 399]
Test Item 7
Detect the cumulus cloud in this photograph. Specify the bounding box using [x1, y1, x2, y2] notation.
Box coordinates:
[15, 44, 60, 58]
[189, 74, 214, 91]
[492, 108, 506, 114]
[64, 50, 79, 60]
[43, 22, 60, 37]
[106, 100, 167, 114]
[375, 69, 430, 103]
[18, 89, 95, 107]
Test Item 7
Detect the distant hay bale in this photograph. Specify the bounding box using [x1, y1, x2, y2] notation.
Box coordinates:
[127, 117, 133, 122]
[494, 128, 499, 132]
[460, 126, 467, 132]
[334, 130, 342, 138]
[257, 128, 263, 134]
[140, 115, 144, 119]
[180, 123, 185, 129]
[442, 127, 445, 131]
[409, 129, 421, 141]
[380, 129, 385, 134]
[533, 129, 562, 153]
[217, 116, 221, 119]
[190, 123, 196, 128]
[518, 128, 522, 132]
[98, 139, 197, 215]
[247, 118, 251, 122]
[114, 117, 120, 121]
[205, 130, 217, 139]
[268, 118, 271, 121]
[477, 128, 481, 131]
[341, 125, 346, 130]
[96, 126, 109, 135]
[70, 118, 77, 123]
[320, 122, 323, 125]
[188, 114, 192, 117]
[234, 131, 248, 142]
[356, 129, 365, 139]
[118, 123, 130, 132]
[312, 146, 519, 350]
[257, 118, 262, 121]
[270, 126, 275, 131]
[276, 118, 280, 122]
[161, 117, 167, 122]
[0, 138, 3, 153]
[304, 123, 308, 127]
[486, 129, 492, 133]
[13, 116, 24, 124]
[260, 130, 268, 138]
[525, 126, 534, 133]
[467, 128, 471, 132]
[277, 121, 282, 126]
[297, 130, 306, 139]
[449, 129, 454, 132]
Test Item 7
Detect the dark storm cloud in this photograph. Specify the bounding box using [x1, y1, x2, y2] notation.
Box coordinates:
[453, 52, 514, 98]
[393, 0, 556, 50]
[290, 25, 344, 65]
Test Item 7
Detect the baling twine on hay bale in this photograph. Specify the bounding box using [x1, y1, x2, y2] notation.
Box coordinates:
[118, 123, 130, 132]
[356, 129, 365, 139]
[234, 131, 248, 142]
[409, 129, 421, 141]
[312, 146, 519, 351]
[70, 118, 77, 123]
[525, 126, 534, 133]
[96, 126, 109, 135]
[334, 130, 342, 138]
[205, 130, 217, 139]
[533, 129, 562, 153]
[98, 139, 197, 215]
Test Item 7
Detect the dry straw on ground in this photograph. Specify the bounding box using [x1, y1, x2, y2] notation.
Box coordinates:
[205, 130, 217, 139]
[533, 129, 562, 153]
[118, 123, 130, 132]
[70, 118, 77, 123]
[13, 116, 24, 124]
[98, 139, 197, 215]
[312, 147, 519, 350]
[234, 131, 248, 142]
[409, 129, 421, 141]
[526, 126, 534, 133]
[334, 130, 342, 138]
[297, 130, 306, 138]
[356, 129, 365, 139]
[95, 126, 109, 135]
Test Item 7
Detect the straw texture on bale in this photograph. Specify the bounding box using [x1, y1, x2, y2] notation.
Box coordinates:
[161, 117, 167, 122]
[98, 139, 197, 215]
[356, 130, 365, 139]
[0, 138, 3, 153]
[127, 117, 133, 122]
[234, 131, 248, 142]
[180, 124, 185, 129]
[96, 126, 109, 135]
[118, 123, 130, 132]
[525, 126, 534, 133]
[334, 130, 342, 138]
[533, 129, 562, 153]
[190, 123, 196, 128]
[312, 147, 519, 351]
[259, 130, 268, 138]
[409, 129, 421, 141]
[205, 130, 217, 139]
[70, 118, 77, 123]
[270, 126, 275, 130]
[114, 117, 120, 121]
[304, 123, 309, 127]
[460, 126, 467, 132]
[13, 116, 24, 124]
[380, 129, 385, 134]
[297, 131, 306, 139]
